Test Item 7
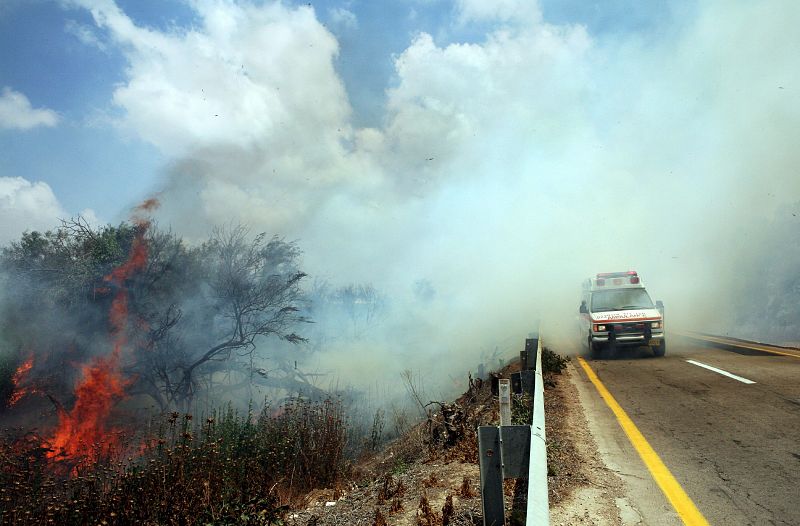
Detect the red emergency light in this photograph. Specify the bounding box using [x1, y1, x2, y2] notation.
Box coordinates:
[596, 271, 639, 285]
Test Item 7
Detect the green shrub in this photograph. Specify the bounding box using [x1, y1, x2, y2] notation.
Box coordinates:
[511, 393, 533, 424]
[541, 347, 568, 374]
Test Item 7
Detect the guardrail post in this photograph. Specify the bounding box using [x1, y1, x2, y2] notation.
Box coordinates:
[511, 370, 535, 395]
[477, 327, 549, 526]
[498, 379, 512, 426]
[522, 338, 536, 370]
[478, 426, 505, 525]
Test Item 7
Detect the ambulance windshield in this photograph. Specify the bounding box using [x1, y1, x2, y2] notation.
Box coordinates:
[591, 289, 654, 312]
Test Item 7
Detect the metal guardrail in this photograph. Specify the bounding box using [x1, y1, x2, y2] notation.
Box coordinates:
[477, 331, 549, 526]
[527, 334, 548, 524]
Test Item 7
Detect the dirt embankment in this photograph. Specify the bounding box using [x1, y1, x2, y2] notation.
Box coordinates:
[287, 354, 626, 525]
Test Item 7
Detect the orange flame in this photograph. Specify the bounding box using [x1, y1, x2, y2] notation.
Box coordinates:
[105, 234, 149, 292]
[135, 197, 160, 213]
[131, 197, 160, 229]
[47, 198, 157, 466]
[47, 352, 130, 463]
[8, 357, 37, 407]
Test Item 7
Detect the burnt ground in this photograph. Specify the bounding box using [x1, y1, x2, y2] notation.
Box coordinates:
[285, 356, 626, 526]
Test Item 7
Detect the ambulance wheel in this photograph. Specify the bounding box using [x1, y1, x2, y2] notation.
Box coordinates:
[653, 340, 666, 357]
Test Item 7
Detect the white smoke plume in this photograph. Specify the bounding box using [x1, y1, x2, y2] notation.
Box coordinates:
[65, 0, 800, 400]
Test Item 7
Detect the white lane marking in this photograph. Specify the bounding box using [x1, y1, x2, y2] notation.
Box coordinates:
[685, 360, 756, 384]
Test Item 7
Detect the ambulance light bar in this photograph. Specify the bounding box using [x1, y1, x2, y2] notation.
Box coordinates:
[595, 271, 640, 286]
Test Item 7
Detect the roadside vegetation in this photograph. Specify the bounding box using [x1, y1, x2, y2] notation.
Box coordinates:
[541, 347, 568, 375]
[1, 343, 575, 525]
[1, 398, 349, 525]
[0, 217, 422, 524]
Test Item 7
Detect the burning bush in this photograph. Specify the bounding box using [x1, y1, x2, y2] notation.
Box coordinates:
[0, 215, 311, 419]
[0, 209, 344, 523]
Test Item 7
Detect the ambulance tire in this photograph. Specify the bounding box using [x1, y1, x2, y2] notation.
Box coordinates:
[653, 340, 666, 357]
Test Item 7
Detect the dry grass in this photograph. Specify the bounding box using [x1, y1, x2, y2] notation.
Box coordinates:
[0, 398, 350, 525]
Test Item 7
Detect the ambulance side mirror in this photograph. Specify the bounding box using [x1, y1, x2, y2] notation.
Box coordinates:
[579, 301, 588, 314]
[656, 300, 664, 314]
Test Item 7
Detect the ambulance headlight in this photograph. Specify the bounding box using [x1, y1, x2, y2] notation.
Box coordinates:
[593, 324, 606, 332]
[651, 321, 662, 329]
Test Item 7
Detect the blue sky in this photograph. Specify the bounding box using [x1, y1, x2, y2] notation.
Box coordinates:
[0, 0, 684, 227]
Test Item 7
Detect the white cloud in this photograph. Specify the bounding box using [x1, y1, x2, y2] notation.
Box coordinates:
[78, 208, 103, 228]
[65, 19, 108, 52]
[71, 0, 350, 157]
[0, 177, 66, 244]
[455, 0, 541, 24]
[68, 0, 373, 236]
[328, 7, 358, 31]
[0, 87, 60, 130]
[382, 24, 591, 190]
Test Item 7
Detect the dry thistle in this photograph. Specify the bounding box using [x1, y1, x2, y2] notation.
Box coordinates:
[422, 472, 440, 488]
[373, 508, 388, 526]
[442, 495, 454, 525]
[394, 479, 406, 498]
[416, 493, 439, 526]
[377, 475, 392, 504]
[459, 476, 476, 498]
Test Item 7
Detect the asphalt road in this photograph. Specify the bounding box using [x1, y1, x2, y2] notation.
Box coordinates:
[570, 335, 800, 526]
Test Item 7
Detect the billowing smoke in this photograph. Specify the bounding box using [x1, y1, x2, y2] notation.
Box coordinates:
[20, 0, 800, 407]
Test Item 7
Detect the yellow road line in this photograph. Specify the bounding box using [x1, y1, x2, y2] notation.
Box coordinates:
[683, 333, 800, 360]
[577, 357, 710, 526]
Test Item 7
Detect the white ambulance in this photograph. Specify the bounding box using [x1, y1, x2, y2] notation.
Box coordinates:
[579, 271, 665, 358]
